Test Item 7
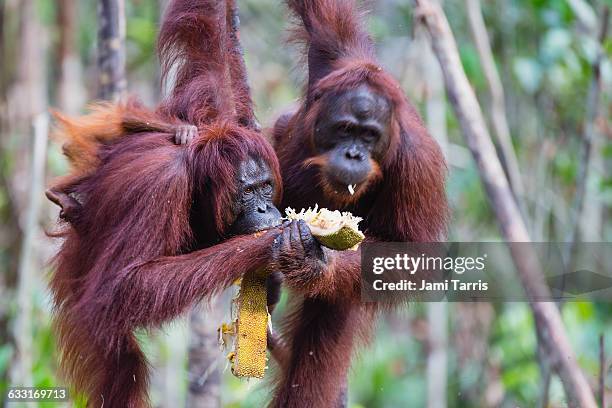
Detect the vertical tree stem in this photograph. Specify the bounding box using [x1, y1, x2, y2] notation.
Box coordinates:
[97, 0, 126, 101]
[10, 113, 48, 389]
[421, 11, 449, 404]
[599, 334, 606, 408]
[187, 302, 224, 408]
[565, 5, 609, 252]
[227, 0, 259, 131]
[57, 0, 83, 114]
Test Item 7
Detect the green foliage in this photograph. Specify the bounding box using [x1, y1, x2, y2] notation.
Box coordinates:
[126, 0, 160, 73]
[553, 150, 578, 186]
[349, 319, 427, 408]
[0, 344, 13, 396]
[459, 44, 486, 90]
[77, 0, 98, 63]
[493, 304, 540, 404]
[368, 15, 392, 41]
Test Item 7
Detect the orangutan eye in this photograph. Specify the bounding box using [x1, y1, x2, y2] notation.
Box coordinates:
[362, 129, 379, 144]
[333, 123, 353, 138]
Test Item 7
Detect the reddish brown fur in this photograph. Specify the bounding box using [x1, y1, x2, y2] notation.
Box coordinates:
[53, 100, 180, 175]
[46, 100, 182, 223]
[48, 1, 281, 406]
[269, 1, 448, 406]
[49, 0, 260, 211]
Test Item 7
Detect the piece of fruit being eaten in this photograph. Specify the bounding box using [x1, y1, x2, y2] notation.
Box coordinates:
[285, 205, 365, 250]
[221, 207, 365, 379]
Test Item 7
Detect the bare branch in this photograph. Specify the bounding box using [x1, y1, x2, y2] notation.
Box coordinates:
[566, 0, 598, 35]
[465, 0, 527, 219]
[599, 334, 606, 408]
[566, 5, 609, 251]
[227, 0, 260, 131]
[427, 302, 448, 408]
[422, 20, 449, 405]
[412, 1, 597, 406]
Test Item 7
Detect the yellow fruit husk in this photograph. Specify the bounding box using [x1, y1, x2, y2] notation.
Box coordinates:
[231, 268, 269, 378]
[225, 207, 364, 379]
[313, 225, 364, 250]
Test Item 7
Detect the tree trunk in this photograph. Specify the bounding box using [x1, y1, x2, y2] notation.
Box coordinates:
[9, 114, 48, 389]
[0, 0, 5, 91]
[419, 10, 448, 405]
[2, 0, 47, 390]
[97, 0, 126, 101]
[57, 0, 84, 113]
[187, 301, 224, 408]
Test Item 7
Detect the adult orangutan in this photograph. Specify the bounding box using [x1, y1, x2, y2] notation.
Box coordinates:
[46, 0, 291, 406]
[267, 0, 449, 406]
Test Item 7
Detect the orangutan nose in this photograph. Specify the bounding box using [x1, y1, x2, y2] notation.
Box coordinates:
[345, 145, 365, 161]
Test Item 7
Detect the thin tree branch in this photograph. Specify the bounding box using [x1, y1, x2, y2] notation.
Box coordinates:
[0, 1, 5, 93]
[227, 0, 260, 131]
[465, 0, 527, 219]
[543, 8, 610, 403]
[536, 329, 552, 408]
[427, 302, 448, 408]
[421, 17, 449, 405]
[565, 5, 609, 254]
[600, 334, 606, 408]
[412, 1, 597, 406]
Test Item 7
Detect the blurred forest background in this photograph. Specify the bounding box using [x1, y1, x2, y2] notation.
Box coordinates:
[0, 0, 610, 407]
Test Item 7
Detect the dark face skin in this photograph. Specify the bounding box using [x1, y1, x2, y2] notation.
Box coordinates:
[228, 157, 282, 235]
[313, 84, 392, 190]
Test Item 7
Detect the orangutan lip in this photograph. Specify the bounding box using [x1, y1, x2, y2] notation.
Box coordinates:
[248, 219, 282, 234]
[265, 221, 282, 231]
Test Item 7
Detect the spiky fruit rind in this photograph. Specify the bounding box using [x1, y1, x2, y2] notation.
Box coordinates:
[232, 269, 268, 379]
[314, 225, 365, 250]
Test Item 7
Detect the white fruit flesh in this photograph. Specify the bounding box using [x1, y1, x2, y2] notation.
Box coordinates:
[285, 206, 365, 250]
